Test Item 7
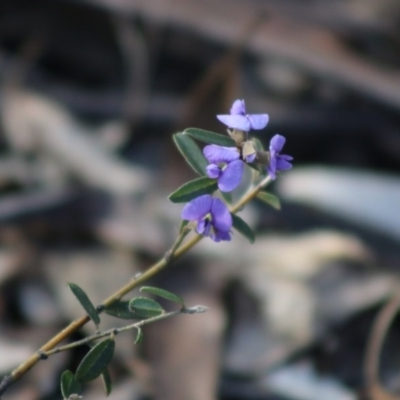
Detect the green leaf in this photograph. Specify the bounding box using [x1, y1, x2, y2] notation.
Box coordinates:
[256, 191, 281, 210]
[60, 370, 82, 399]
[173, 133, 208, 175]
[104, 300, 141, 320]
[247, 161, 264, 173]
[184, 128, 236, 147]
[221, 191, 233, 204]
[129, 297, 164, 319]
[134, 328, 143, 344]
[68, 283, 100, 326]
[169, 176, 218, 203]
[76, 339, 115, 383]
[252, 137, 264, 152]
[140, 286, 185, 306]
[231, 213, 255, 244]
[101, 368, 112, 397]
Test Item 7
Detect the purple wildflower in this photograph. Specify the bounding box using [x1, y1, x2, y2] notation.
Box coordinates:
[217, 99, 269, 132]
[203, 145, 244, 192]
[181, 194, 232, 242]
[267, 134, 293, 180]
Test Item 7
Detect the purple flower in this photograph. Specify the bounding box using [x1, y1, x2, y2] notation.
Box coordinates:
[267, 134, 293, 180]
[203, 145, 244, 192]
[181, 194, 232, 242]
[217, 99, 269, 132]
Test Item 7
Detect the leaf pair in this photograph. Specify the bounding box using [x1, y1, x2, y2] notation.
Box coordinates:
[104, 286, 185, 320]
[61, 344, 113, 398]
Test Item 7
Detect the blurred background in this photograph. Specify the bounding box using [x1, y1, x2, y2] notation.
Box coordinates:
[1, 0, 400, 399]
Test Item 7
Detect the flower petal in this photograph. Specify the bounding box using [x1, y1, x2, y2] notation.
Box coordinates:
[244, 153, 256, 163]
[216, 114, 251, 131]
[267, 168, 276, 180]
[276, 157, 293, 171]
[196, 219, 206, 234]
[269, 134, 286, 153]
[181, 194, 212, 221]
[212, 230, 231, 242]
[248, 114, 269, 130]
[206, 164, 221, 179]
[210, 198, 232, 232]
[267, 155, 277, 180]
[203, 145, 239, 163]
[230, 99, 246, 115]
[218, 160, 244, 192]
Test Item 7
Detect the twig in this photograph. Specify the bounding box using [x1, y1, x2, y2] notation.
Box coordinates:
[46, 309, 171, 356]
[0, 173, 272, 397]
[365, 293, 400, 400]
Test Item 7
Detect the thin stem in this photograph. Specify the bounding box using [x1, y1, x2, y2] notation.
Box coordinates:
[164, 225, 190, 262]
[0, 230, 202, 396]
[44, 310, 181, 357]
[0, 173, 273, 397]
[230, 174, 272, 213]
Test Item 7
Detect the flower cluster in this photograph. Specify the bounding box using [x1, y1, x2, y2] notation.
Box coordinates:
[181, 99, 293, 242]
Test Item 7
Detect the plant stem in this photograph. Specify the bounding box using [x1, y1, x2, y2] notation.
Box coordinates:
[43, 310, 181, 357]
[230, 174, 272, 213]
[0, 230, 202, 396]
[43, 303, 208, 357]
[0, 174, 272, 397]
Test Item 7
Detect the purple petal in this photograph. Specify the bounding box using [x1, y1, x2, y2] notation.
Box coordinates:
[210, 198, 232, 232]
[181, 194, 212, 221]
[197, 219, 212, 236]
[269, 134, 286, 153]
[196, 219, 206, 234]
[216, 114, 251, 131]
[203, 145, 239, 163]
[218, 160, 244, 192]
[276, 157, 293, 171]
[206, 164, 221, 179]
[267, 167, 277, 180]
[245, 153, 256, 163]
[280, 154, 293, 161]
[267, 155, 277, 180]
[212, 230, 232, 242]
[248, 114, 269, 130]
[230, 99, 246, 115]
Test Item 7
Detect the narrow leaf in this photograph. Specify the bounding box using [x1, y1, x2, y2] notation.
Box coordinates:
[252, 137, 264, 152]
[256, 191, 281, 210]
[76, 339, 115, 383]
[101, 368, 112, 397]
[134, 328, 143, 344]
[221, 191, 233, 205]
[140, 286, 185, 306]
[184, 128, 236, 147]
[173, 133, 208, 175]
[231, 213, 255, 244]
[129, 297, 164, 319]
[168, 176, 218, 203]
[68, 283, 100, 326]
[104, 300, 141, 320]
[247, 162, 264, 173]
[60, 370, 81, 399]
